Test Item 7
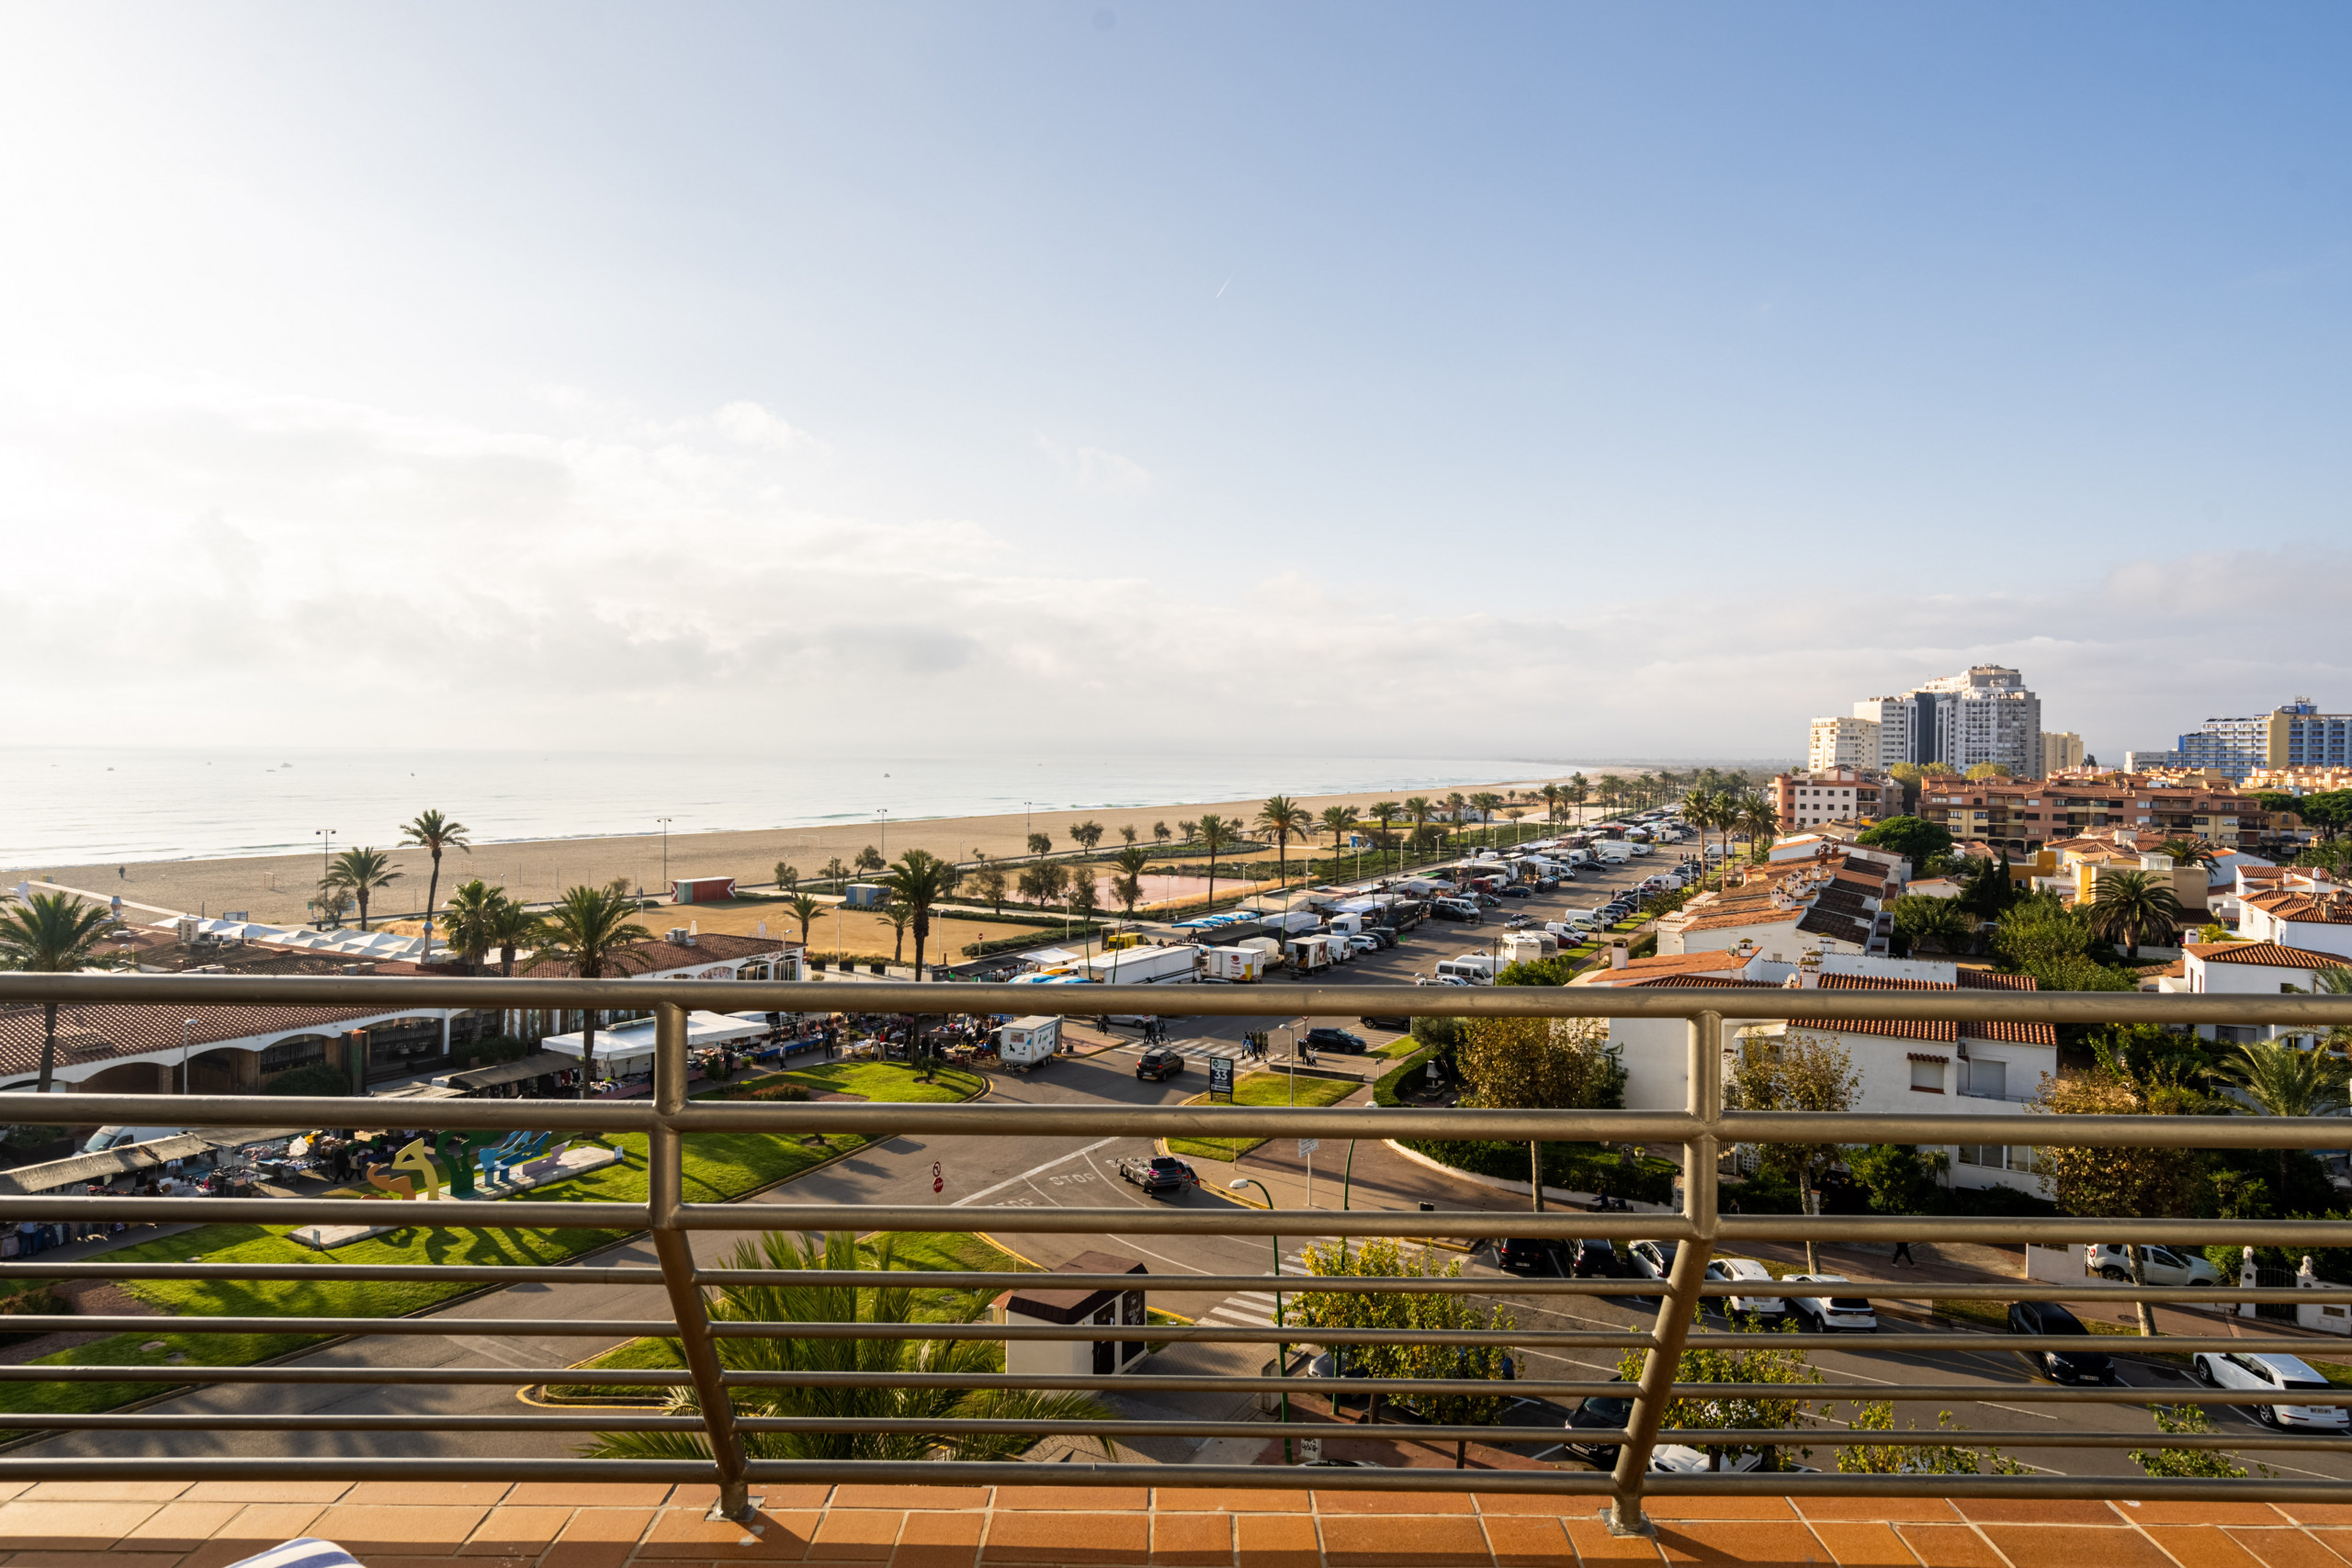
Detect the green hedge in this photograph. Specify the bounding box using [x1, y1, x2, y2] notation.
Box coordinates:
[1374, 1043, 1441, 1107]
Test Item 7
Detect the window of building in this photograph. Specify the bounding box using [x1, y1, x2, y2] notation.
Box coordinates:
[1965, 1059, 2007, 1099]
[1910, 1058, 1944, 1092]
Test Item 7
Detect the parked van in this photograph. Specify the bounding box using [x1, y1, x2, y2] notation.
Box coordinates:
[1288, 934, 1336, 973]
[1433, 955, 1497, 986]
[1201, 945, 1266, 983]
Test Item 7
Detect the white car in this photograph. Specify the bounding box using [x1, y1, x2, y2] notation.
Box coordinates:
[1783, 1275, 1877, 1333]
[1628, 1239, 1679, 1281]
[1707, 1258, 1786, 1318]
[1345, 934, 1380, 955]
[2086, 1243, 2221, 1287]
[1648, 1444, 1762, 1474]
[2193, 1350, 2349, 1430]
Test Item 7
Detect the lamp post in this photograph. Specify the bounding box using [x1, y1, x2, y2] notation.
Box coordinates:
[878, 808, 888, 867]
[1228, 1177, 1293, 1461]
[657, 818, 673, 896]
[182, 1018, 196, 1095]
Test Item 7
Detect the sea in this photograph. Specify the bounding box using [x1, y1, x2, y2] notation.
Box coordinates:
[0, 748, 1609, 868]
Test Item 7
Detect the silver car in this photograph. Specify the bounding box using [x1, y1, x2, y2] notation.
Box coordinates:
[1783, 1274, 1877, 1332]
[2194, 1350, 2349, 1430]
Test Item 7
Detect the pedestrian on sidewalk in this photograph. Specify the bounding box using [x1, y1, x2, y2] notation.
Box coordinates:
[1892, 1240, 1916, 1266]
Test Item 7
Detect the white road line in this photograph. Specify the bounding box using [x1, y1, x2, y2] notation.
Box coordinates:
[949, 1138, 1119, 1207]
[447, 1335, 547, 1370]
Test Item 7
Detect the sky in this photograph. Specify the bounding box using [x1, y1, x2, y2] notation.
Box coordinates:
[2, 2, 2347, 765]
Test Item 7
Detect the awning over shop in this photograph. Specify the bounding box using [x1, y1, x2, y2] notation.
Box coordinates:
[0, 1134, 214, 1195]
[441, 1050, 577, 1092]
[537, 1010, 769, 1067]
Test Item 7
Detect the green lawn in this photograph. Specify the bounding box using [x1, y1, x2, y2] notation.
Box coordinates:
[0, 1063, 982, 1430]
[1168, 1072, 1362, 1162]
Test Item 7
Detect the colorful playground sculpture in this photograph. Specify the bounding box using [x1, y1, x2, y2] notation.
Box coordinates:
[356, 1130, 586, 1201]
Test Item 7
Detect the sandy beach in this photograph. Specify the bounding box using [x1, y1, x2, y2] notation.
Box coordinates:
[21, 775, 1603, 929]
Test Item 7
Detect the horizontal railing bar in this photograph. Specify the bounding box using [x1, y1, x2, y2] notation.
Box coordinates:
[1720, 1215, 2352, 1245]
[0, 1452, 2340, 1500]
[0, 1263, 668, 1284]
[675, 1204, 1692, 1237]
[0, 1091, 651, 1130]
[0, 1195, 652, 1226]
[1723, 1112, 2352, 1149]
[1679, 1333, 2318, 1353]
[697, 1269, 1657, 1293]
[0, 1366, 695, 1386]
[9, 972, 2349, 1025]
[0, 1414, 709, 1431]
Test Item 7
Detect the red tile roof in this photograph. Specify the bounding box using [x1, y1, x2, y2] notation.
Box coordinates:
[2186, 942, 2349, 971]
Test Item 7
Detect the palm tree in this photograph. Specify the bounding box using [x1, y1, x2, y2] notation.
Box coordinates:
[1367, 801, 1404, 871]
[399, 810, 471, 958]
[1682, 788, 1721, 881]
[1597, 775, 1625, 818]
[1195, 813, 1240, 908]
[483, 896, 542, 978]
[534, 886, 654, 1096]
[1402, 797, 1435, 862]
[2085, 871, 2186, 959]
[1177, 819, 1199, 845]
[2318, 967, 2352, 1055]
[1538, 784, 1563, 827]
[322, 846, 401, 931]
[1469, 791, 1504, 848]
[821, 856, 853, 888]
[1566, 773, 1590, 819]
[774, 862, 799, 890]
[585, 1231, 1111, 1466]
[882, 901, 914, 964]
[1256, 796, 1310, 891]
[1319, 805, 1361, 866]
[880, 850, 962, 979]
[2216, 1040, 2352, 1190]
[1443, 793, 1470, 843]
[2155, 838, 2216, 872]
[785, 893, 823, 946]
[437, 878, 503, 972]
[1737, 794, 1779, 863]
[0, 892, 128, 1092]
[1110, 846, 1152, 918]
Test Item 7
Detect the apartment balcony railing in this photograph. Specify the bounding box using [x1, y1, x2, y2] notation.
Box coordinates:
[1, 974, 2350, 1539]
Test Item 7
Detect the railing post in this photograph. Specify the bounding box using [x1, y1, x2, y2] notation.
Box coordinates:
[650, 1000, 757, 1522]
[1606, 1009, 1723, 1537]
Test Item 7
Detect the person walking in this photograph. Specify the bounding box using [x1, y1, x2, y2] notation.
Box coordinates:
[1892, 1240, 1916, 1267]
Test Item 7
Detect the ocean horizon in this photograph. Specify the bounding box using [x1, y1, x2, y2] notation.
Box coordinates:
[0, 747, 1644, 869]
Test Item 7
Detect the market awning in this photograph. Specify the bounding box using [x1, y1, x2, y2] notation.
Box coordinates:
[442, 1051, 577, 1092]
[537, 1010, 769, 1064]
[0, 1134, 213, 1195]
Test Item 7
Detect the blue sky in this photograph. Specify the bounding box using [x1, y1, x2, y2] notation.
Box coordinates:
[2, 3, 2346, 762]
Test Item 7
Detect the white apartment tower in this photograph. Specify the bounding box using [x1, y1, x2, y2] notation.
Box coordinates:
[1808, 716, 1882, 773]
[1815, 668, 2048, 779]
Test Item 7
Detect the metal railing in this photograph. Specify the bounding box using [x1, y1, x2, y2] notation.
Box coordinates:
[2, 974, 2351, 1531]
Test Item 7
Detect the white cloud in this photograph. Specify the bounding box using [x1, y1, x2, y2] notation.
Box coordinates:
[1035, 434, 1152, 497]
[711, 400, 811, 452]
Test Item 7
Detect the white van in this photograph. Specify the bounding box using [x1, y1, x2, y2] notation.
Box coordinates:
[1433, 955, 1497, 986]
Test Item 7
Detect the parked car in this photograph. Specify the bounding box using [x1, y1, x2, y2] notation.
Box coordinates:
[1628, 1238, 1679, 1282]
[2087, 1243, 2221, 1286]
[1497, 1236, 1570, 1275]
[1430, 902, 1480, 923]
[1359, 1014, 1410, 1032]
[1707, 1258, 1786, 1318]
[1304, 1351, 1374, 1412]
[2194, 1350, 2348, 1429]
[1135, 1049, 1186, 1081]
[2007, 1299, 2113, 1384]
[1784, 1276, 1877, 1332]
[1561, 1377, 1636, 1466]
[1117, 1155, 1197, 1195]
[1500, 886, 1533, 898]
[1569, 1238, 1626, 1278]
[1304, 1028, 1368, 1055]
[1648, 1444, 1765, 1474]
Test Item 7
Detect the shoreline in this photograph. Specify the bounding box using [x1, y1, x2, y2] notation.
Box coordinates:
[15, 773, 1632, 929]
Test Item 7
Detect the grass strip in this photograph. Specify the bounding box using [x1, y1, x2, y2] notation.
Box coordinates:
[1168, 1072, 1362, 1162]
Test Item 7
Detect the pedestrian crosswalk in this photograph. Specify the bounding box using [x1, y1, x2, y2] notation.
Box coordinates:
[1188, 1245, 1323, 1331]
[1127, 1035, 1253, 1063]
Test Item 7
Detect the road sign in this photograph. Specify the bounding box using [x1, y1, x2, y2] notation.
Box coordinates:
[1209, 1056, 1236, 1101]
[1297, 1138, 1320, 1157]
[933, 1161, 944, 1196]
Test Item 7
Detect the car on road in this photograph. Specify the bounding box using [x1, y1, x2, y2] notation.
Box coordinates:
[1304, 1028, 1368, 1055]
[1345, 934, 1381, 954]
[1561, 1377, 1635, 1466]
[1707, 1257, 1786, 1318]
[1628, 1238, 1679, 1282]
[1784, 1275, 1877, 1332]
[1569, 1238, 1626, 1278]
[2194, 1350, 2349, 1428]
[1117, 1155, 1198, 1195]
[1359, 1014, 1410, 1032]
[1135, 1049, 1186, 1081]
[1648, 1444, 1765, 1474]
[1500, 886, 1532, 898]
[1497, 1236, 1570, 1274]
[1430, 902, 1480, 923]
[2007, 1299, 2113, 1384]
[2087, 1243, 2221, 1286]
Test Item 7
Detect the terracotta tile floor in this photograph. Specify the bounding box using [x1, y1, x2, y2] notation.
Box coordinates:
[1, 1483, 2348, 1568]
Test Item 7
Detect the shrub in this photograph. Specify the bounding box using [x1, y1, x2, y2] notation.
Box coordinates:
[266, 1062, 352, 1097]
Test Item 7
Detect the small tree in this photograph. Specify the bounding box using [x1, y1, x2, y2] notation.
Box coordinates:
[1065, 870, 1102, 940]
[774, 863, 798, 890]
[1461, 1016, 1626, 1201]
[1025, 832, 1053, 859]
[1119, 825, 1138, 846]
[1839, 1402, 2027, 1474]
[1614, 1314, 1823, 1472]
[1069, 820, 1105, 852]
[970, 865, 1009, 914]
[1855, 816, 1953, 869]
[1177, 818, 1198, 845]
[2035, 1067, 2208, 1335]
[1295, 1237, 1517, 1457]
[2132, 1403, 2269, 1479]
[1892, 895, 1973, 954]
[821, 856, 852, 886]
[1847, 1144, 1944, 1219]
[854, 845, 887, 874]
[882, 901, 913, 963]
[1152, 821, 1172, 844]
[785, 892, 822, 945]
[1964, 762, 2013, 780]
[1727, 1029, 1860, 1270]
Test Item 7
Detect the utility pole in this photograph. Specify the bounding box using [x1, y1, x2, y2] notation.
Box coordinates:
[657, 818, 673, 895]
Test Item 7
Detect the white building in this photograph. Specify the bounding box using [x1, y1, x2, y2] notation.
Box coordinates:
[2232, 892, 2352, 964]
[1575, 953, 2058, 1197]
[1844, 668, 2046, 777]
[1853, 697, 1914, 772]
[1808, 716, 1883, 773]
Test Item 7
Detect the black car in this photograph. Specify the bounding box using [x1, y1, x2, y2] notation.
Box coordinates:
[1497, 1236, 1568, 1274]
[1304, 1028, 1368, 1055]
[1359, 1014, 1410, 1032]
[1135, 1049, 1186, 1081]
[1562, 1378, 1636, 1466]
[2008, 1299, 2115, 1384]
[1569, 1238, 1626, 1278]
[1500, 886, 1533, 898]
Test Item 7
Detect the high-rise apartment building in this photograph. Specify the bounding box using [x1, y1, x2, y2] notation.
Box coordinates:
[2161, 699, 2352, 783]
[1813, 667, 2048, 778]
[1852, 697, 1912, 771]
[2041, 731, 2085, 776]
[1808, 716, 1882, 773]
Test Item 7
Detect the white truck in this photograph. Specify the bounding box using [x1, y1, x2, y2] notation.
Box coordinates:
[1500, 932, 1556, 964]
[994, 1016, 1062, 1069]
[1595, 840, 1634, 863]
[1432, 953, 1498, 985]
[1288, 934, 1337, 973]
[1259, 909, 1322, 935]
[1201, 945, 1267, 983]
[1079, 944, 1199, 986]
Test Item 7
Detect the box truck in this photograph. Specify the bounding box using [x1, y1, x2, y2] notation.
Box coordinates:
[995, 1017, 1062, 1068]
[1201, 945, 1267, 983]
[1079, 944, 1199, 986]
[1260, 909, 1321, 936]
[1288, 934, 1336, 974]
[1595, 840, 1634, 863]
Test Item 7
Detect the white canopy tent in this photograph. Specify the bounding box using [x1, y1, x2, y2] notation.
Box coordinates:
[537, 1010, 770, 1077]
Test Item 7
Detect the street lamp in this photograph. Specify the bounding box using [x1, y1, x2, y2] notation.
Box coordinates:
[878, 808, 888, 867]
[1228, 1177, 1293, 1461]
[657, 818, 673, 895]
[182, 1018, 196, 1095]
